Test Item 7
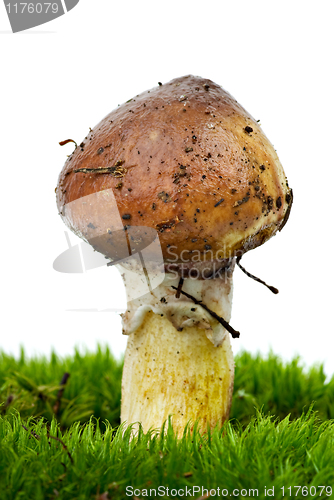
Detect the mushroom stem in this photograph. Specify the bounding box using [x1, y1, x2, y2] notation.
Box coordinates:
[120, 270, 235, 435]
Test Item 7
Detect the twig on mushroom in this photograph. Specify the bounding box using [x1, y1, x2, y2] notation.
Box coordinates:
[236, 256, 279, 294]
[59, 139, 77, 148]
[73, 166, 127, 177]
[175, 277, 184, 298]
[171, 286, 240, 338]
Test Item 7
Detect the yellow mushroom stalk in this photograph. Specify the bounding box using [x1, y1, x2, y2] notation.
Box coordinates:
[120, 267, 235, 435]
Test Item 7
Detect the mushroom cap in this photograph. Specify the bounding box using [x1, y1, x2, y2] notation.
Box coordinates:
[56, 75, 292, 274]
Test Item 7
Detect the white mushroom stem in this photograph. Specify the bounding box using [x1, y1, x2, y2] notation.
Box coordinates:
[120, 268, 235, 435]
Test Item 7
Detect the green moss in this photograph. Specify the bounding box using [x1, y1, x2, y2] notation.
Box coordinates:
[0, 410, 334, 499]
[1, 348, 334, 498]
[1, 347, 334, 430]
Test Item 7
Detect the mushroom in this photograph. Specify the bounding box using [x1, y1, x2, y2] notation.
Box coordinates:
[56, 75, 292, 435]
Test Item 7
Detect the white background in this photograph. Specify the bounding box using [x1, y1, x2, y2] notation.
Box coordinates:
[1, 1, 333, 376]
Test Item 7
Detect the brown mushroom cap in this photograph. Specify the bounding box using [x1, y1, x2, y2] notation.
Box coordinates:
[56, 75, 292, 273]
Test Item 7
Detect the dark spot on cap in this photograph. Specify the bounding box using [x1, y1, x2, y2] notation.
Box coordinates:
[158, 191, 172, 203]
[87, 222, 96, 229]
[185, 147, 193, 153]
[276, 196, 282, 209]
[244, 126, 253, 134]
[214, 198, 224, 207]
[97, 147, 104, 155]
[234, 196, 250, 207]
[122, 214, 131, 220]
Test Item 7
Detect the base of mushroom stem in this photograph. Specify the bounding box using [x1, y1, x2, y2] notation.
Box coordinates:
[121, 310, 235, 436]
